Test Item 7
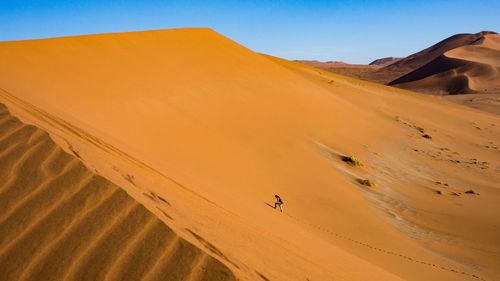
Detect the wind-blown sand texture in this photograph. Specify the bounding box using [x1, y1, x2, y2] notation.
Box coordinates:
[0, 103, 236, 281]
[0, 28, 499, 281]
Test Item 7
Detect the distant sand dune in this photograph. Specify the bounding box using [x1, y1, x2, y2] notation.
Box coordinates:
[297, 31, 500, 114]
[0, 103, 236, 281]
[385, 32, 497, 79]
[390, 34, 500, 96]
[388, 55, 473, 94]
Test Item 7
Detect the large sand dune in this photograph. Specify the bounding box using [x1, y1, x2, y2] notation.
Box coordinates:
[389, 33, 500, 114]
[385, 31, 497, 82]
[0, 103, 236, 281]
[389, 33, 500, 95]
[1, 28, 499, 280]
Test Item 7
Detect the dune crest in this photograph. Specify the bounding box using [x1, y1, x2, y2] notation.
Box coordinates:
[0, 103, 236, 281]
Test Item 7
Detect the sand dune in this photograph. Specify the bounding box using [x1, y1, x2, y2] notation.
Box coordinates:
[369, 57, 401, 67]
[297, 31, 500, 114]
[389, 33, 500, 96]
[1, 28, 499, 280]
[295, 60, 377, 68]
[298, 32, 497, 85]
[296, 57, 399, 70]
[385, 31, 497, 80]
[0, 103, 236, 281]
[386, 32, 500, 114]
[295, 60, 384, 84]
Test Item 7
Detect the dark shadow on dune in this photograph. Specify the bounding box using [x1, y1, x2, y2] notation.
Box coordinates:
[264, 202, 275, 209]
[155, 207, 174, 220]
[256, 270, 271, 281]
[389, 55, 467, 86]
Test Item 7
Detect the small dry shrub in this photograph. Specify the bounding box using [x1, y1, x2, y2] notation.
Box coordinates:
[341, 156, 362, 166]
[357, 178, 374, 187]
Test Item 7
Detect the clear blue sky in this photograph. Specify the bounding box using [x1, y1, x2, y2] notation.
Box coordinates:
[1, 1, 499, 64]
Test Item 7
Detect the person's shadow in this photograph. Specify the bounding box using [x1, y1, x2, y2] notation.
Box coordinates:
[264, 202, 275, 209]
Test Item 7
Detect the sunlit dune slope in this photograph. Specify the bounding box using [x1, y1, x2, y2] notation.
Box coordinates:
[1, 28, 499, 281]
[0, 103, 236, 281]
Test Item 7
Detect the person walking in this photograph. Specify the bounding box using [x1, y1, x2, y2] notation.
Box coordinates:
[274, 195, 284, 212]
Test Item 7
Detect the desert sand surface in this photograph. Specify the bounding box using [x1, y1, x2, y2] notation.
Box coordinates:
[297, 57, 401, 75]
[0, 103, 236, 281]
[295, 60, 379, 69]
[295, 60, 393, 86]
[0, 28, 499, 281]
[444, 94, 500, 115]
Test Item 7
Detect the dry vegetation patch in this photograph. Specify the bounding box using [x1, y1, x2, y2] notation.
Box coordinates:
[357, 178, 375, 187]
[341, 155, 363, 166]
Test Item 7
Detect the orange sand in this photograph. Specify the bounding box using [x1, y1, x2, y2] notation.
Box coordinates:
[0, 28, 499, 281]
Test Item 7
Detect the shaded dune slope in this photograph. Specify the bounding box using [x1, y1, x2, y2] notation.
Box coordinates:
[0, 103, 236, 281]
[389, 34, 500, 95]
[388, 55, 474, 94]
[383, 31, 497, 80]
